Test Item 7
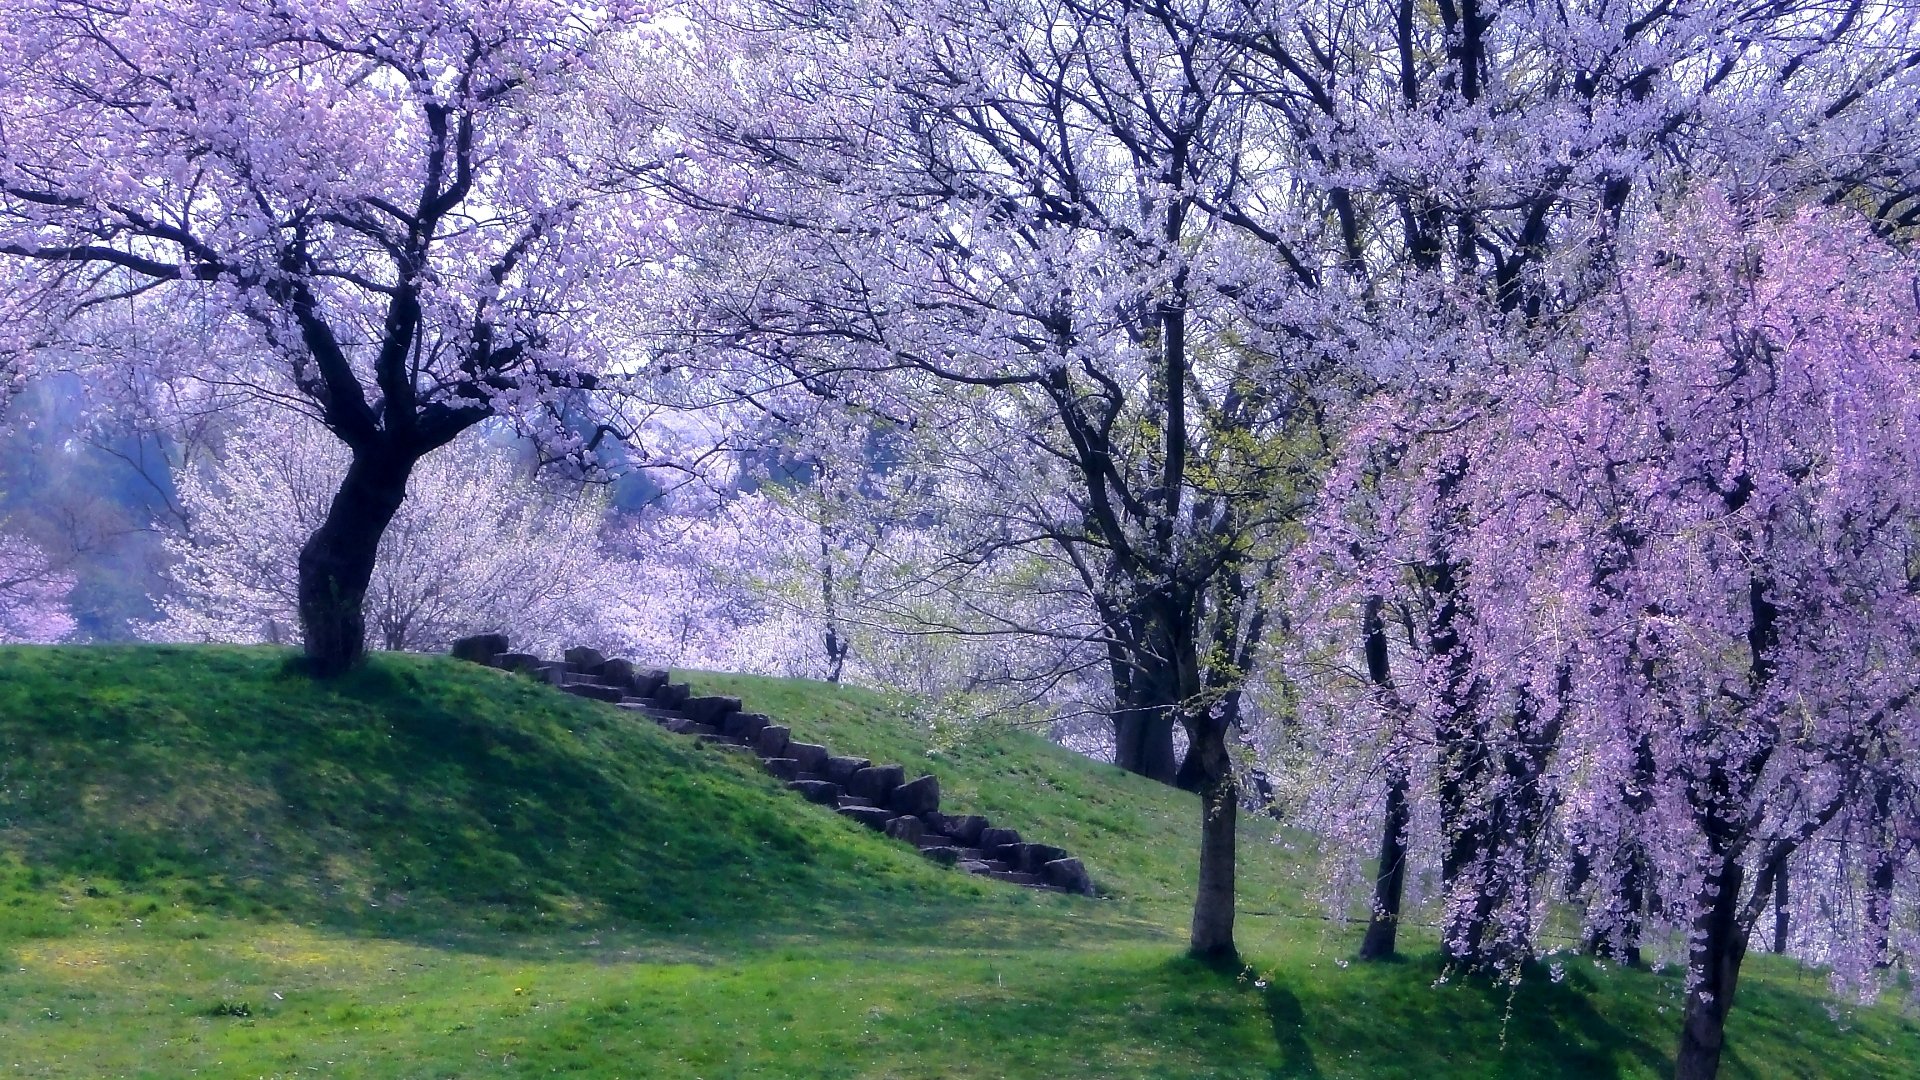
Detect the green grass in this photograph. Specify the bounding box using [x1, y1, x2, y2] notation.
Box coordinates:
[0, 645, 1913, 1078]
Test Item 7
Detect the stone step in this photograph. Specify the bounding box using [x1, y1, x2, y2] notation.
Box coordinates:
[821, 755, 871, 783]
[838, 805, 896, 831]
[562, 682, 626, 703]
[982, 869, 1044, 886]
[919, 845, 961, 866]
[787, 779, 842, 805]
[618, 699, 684, 716]
[787, 742, 831, 772]
[448, 643, 1096, 898]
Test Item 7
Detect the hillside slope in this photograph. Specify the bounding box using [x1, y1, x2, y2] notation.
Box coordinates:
[0, 646, 1914, 1079]
[0, 646, 975, 937]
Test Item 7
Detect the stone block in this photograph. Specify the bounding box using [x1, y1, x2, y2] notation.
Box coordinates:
[633, 668, 670, 697]
[838, 805, 896, 831]
[943, 815, 989, 846]
[919, 845, 961, 866]
[599, 658, 637, 688]
[786, 779, 842, 805]
[563, 682, 625, 703]
[787, 742, 830, 771]
[1043, 857, 1095, 895]
[883, 815, 927, 845]
[979, 827, 1023, 852]
[850, 764, 906, 800]
[984, 869, 1043, 886]
[761, 757, 800, 781]
[494, 652, 542, 673]
[537, 662, 569, 685]
[1014, 843, 1069, 874]
[823, 755, 871, 784]
[451, 633, 510, 664]
[654, 682, 691, 707]
[756, 725, 791, 758]
[683, 695, 743, 724]
[723, 711, 770, 740]
[563, 646, 606, 673]
[889, 774, 940, 815]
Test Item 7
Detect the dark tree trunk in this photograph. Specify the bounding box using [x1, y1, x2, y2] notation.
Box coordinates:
[1437, 758, 1494, 969]
[297, 451, 413, 677]
[1360, 770, 1410, 960]
[1359, 594, 1408, 960]
[820, 533, 850, 684]
[1114, 706, 1179, 785]
[1584, 731, 1658, 966]
[1771, 864, 1790, 955]
[1583, 851, 1648, 968]
[1438, 687, 1563, 975]
[1173, 732, 1208, 792]
[1620, 853, 1649, 968]
[1675, 861, 1749, 1080]
[1867, 848, 1897, 968]
[1866, 775, 1897, 967]
[1105, 614, 1182, 786]
[1188, 717, 1238, 963]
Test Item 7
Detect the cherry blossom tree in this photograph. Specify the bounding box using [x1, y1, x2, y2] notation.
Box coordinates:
[0, 531, 74, 643]
[0, 0, 645, 673]
[1247, 0, 1920, 976]
[1296, 201, 1920, 1079]
[615, 0, 1332, 961]
[151, 413, 621, 654]
[1522, 206, 1920, 1080]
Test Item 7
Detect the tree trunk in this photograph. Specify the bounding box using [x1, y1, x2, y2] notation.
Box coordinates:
[1188, 718, 1238, 963]
[819, 533, 850, 683]
[1771, 865, 1790, 955]
[1173, 733, 1208, 792]
[1867, 848, 1896, 968]
[1620, 852, 1648, 968]
[1360, 769, 1410, 960]
[1436, 741, 1495, 970]
[1114, 706, 1179, 785]
[297, 451, 413, 677]
[1359, 595, 1408, 960]
[1866, 776, 1897, 967]
[1674, 861, 1749, 1080]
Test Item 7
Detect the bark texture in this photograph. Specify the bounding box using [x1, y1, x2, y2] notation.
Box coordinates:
[1189, 718, 1239, 963]
[297, 452, 414, 677]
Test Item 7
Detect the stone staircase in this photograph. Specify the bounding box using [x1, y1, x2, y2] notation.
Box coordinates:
[451, 635, 1098, 896]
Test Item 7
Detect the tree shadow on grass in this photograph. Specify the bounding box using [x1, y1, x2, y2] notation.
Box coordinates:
[1262, 953, 1670, 1080]
[1262, 980, 1326, 1078]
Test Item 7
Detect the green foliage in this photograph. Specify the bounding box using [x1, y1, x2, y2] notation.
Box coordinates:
[0, 647, 1912, 1077]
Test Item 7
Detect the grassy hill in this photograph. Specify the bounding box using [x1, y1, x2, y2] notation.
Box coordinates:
[0, 645, 1914, 1078]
